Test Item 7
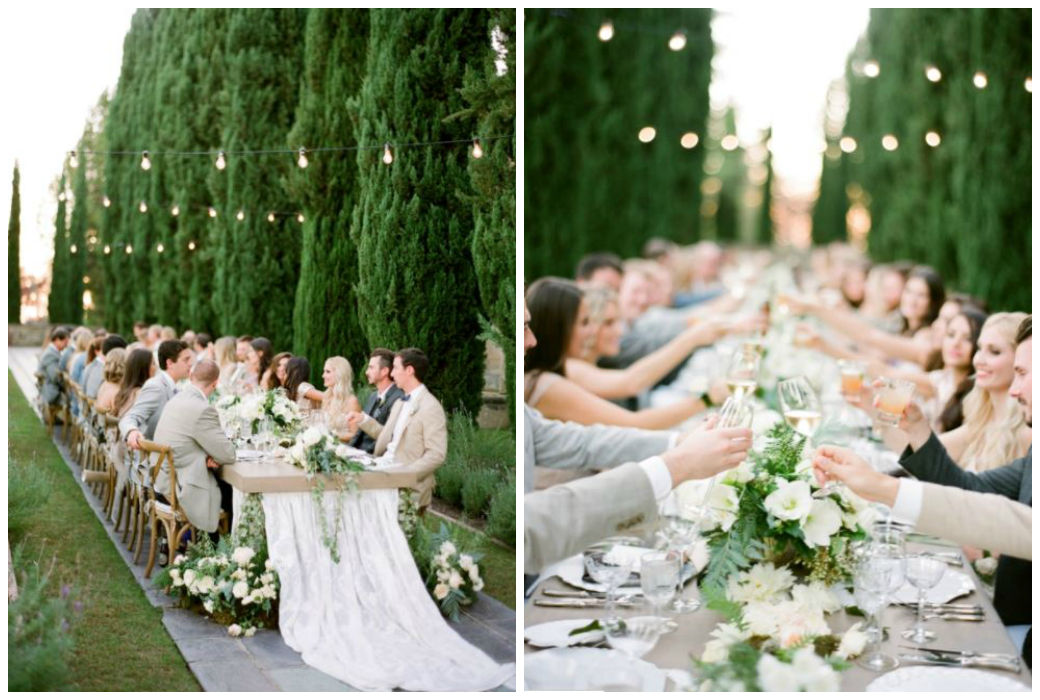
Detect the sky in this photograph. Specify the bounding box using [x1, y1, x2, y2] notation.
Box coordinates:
[1, 7, 871, 281]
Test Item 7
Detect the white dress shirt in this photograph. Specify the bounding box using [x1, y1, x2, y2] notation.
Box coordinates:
[639, 432, 681, 500]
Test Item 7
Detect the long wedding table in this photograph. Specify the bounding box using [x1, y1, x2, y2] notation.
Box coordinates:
[524, 541, 1031, 691]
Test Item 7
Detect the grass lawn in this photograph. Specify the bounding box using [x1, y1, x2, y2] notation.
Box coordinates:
[8, 372, 201, 692]
[422, 513, 516, 611]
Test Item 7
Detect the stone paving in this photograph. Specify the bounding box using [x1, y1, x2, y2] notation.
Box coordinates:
[9, 347, 517, 692]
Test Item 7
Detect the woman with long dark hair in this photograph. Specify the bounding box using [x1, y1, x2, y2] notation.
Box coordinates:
[244, 337, 274, 391]
[283, 357, 324, 410]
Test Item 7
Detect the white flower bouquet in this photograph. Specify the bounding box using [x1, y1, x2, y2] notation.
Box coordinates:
[423, 523, 484, 621]
[217, 389, 302, 439]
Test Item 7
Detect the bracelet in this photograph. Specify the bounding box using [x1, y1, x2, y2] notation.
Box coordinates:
[700, 391, 715, 409]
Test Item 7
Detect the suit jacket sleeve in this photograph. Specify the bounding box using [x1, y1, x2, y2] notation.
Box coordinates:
[917, 483, 1032, 560]
[193, 405, 238, 465]
[524, 463, 657, 574]
[899, 432, 1025, 498]
[119, 380, 161, 439]
[528, 405, 672, 472]
[411, 400, 448, 477]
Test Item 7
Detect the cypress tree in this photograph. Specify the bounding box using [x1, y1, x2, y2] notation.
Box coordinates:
[67, 149, 87, 324]
[288, 9, 370, 382]
[8, 162, 20, 323]
[351, 9, 490, 416]
[753, 129, 775, 245]
[48, 175, 69, 323]
[213, 9, 306, 349]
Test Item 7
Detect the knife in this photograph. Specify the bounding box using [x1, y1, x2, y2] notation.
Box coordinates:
[542, 588, 644, 600]
[534, 598, 640, 609]
[899, 653, 1021, 673]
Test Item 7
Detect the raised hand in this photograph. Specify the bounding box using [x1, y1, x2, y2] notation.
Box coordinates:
[812, 445, 898, 505]
[665, 416, 752, 487]
[869, 379, 931, 450]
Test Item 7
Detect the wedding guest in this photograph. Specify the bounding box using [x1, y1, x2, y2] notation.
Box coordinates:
[181, 329, 197, 349]
[192, 333, 212, 361]
[68, 328, 94, 385]
[575, 251, 624, 291]
[85, 334, 128, 399]
[243, 337, 273, 391]
[38, 327, 70, 408]
[214, 337, 242, 390]
[346, 348, 447, 508]
[80, 337, 105, 398]
[95, 348, 127, 413]
[235, 335, 254, 363]
[840, 258, 870, 309]
[133, 320, 148, 344]
[58, 326, 77, 371]
[284, 357, 324, 410]
[262, 351, 293, 391]
[922, 307, 987, 431]
[120, 339, 193, 450]
[146, 324, 163, 349]
[152, 359, 237, 537]
[110, 349, 155, 471]
[315, 355, 362, 438]
[161, 326, 177, 341]
[349, 350, 402, 452]
[525, 278, 717, 429]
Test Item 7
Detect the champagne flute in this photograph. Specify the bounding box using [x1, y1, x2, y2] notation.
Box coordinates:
[778, 376, 823, 438]
[901, 554, 946, 642]
[584, 546, 633, 625]
[725, 349, 760, 401]
[682, 397, 754, 530]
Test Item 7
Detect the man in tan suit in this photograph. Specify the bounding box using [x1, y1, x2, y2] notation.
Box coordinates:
[152, 360, 237, 535]
[348, 348, 447, 508]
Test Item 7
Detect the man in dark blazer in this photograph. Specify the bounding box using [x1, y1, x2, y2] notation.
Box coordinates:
[350, 348, 404, 454]
[894, 316, 1031, 643]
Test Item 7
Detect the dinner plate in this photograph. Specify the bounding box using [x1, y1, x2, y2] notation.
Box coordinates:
[524, 647, 668, 691]
[235, 449, 266, 462]
[892, 570, 974, 605]
[524, 617, 674, 649]
[866, 666, 1029, 692]
[554, 552, 699, 594]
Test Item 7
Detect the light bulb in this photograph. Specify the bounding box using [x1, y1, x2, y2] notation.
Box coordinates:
[680, 132, 699, 149]
[267, 213, 275, 223]
[141, 151, 151, 170]
[382, 143, 393, 165]
[104, 245, 111, 255]
[925, 65, 942, 82]
[721, 135, 740, 151]
[882, 134, 899, 151]
[156, 243, 164, 253]
[215, 151, 227, 170]
[296, 213, 305, 223]
[839, 136, 857, 153]
[638, 126, 656, 143]
[171, 205, 180, 217]
[925, 131, 941, 147]
[668, 31, 687, 51]
[103, 195, 111, 208]
[297, 148, 308, 169]
[125, 244, 133, 254]
[69, 151, 78, 168]
[139, 201, 148, 213]
[973, 71, 988, 89]
[236, 210, 245, 221]
[188, 241, 196, 251]
[70, 244, 77, 254]
[1026, 77, 1032, 93]
[471, 138, 483, 159]
[598, 21, 614, 42]
[864, 60, 880, 78]
[208, 207, 217, 218]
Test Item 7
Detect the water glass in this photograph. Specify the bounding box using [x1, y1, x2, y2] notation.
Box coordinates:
[584, 547, 634, 625]
[875, 377, 915, 428]
[854, 554, 906, 672]
[605, 617, 662, 660]
[640, 551, 679, 629]
[902, 554, 946, 642]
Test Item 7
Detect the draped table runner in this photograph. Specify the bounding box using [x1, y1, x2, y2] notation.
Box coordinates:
[219, 453, 515, 691]
[524, 542, 1031, 691]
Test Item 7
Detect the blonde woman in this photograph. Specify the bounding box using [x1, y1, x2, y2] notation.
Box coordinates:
[214, 337, 242, 391]
[68, 327, 95, 385]
[95, 348, 127, 413]
[938, 312, 1031, 472]
[322, 356, 362, 438]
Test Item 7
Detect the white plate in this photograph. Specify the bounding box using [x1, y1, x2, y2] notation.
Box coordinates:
[524, 647, 668, 691]
[892, 569, 974, 605]
[866, 666, 1029, 692]
[235, 449, 265, 461]
[524, 616, 674, 649]
[554, 551, 700, 594]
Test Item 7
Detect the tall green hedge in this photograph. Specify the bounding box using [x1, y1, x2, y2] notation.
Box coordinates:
[65, 150, 87, 325]
[47, 175, 69, 323]
[8, 163, 20, 323]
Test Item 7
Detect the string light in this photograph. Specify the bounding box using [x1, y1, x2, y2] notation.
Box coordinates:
[382, 143, 393, 165]
[236, 209, 245, 221]
[208, 207, 217, 218]
[471, 138, 483, 159]
[267, 213, 276, 223]
[103, 245, 111, 255]
[1026, 77, 1032, 93]
[973, 71, 988, 89]
[140, 151, 152, 170]
[925, 65, 942, 82]
[125, 244, 133, 254]
[68, 151, 78, 168]
[668, 31, 687, 52]
[680, 132, 699, 149]
[297, 148, 309, 169]
[139, 201, 148, 213]
[171, 204, 180, 216]
[103, 196, 111, 208]
[296, 214, 305, 223]
[840, 136, 857, 153]
[882, 134, 899, 151]
[925, 130, 941, 147]
[215, 151, 227, 170]
[638, 126, 656, 143]
[721, 135, 740, 151]
[156, 243, 164, 253]
[864, 60, 880, 78]
[597, 21, 614, 42]
[70, 244, 77, 254]
[188, 241, 196, 251]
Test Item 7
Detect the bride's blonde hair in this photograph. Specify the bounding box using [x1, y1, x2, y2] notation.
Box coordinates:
[958, 312, 1028, 471]
[322, 356, 356, 420]
[576, 283, 618, 360]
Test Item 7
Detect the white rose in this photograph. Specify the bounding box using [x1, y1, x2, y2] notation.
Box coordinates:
[265, 559, 275, 571]
[757, 653, 801, 692]
[434, 583, 450, 600]
[170, 569, 183, 587]
[183, 569, 197, 586]
[302, 427, 323, 447]
[243, 595, 254, 605]
[741, 601, 780, 637]
[334, 445, 351, 459]
[837, 622, 869, 659]
[198, 576, 216, 595]
[232, 581, 250, 599]
[262, 585, 277, 600]
[448, 571, 464, 590]
[764, 478, 813, 522]
[801, 498, 844, 548]
[975, 556, 998, 576]
[173, 555, 186, 566]
[260, 573, 274, 585]
[467, 566, 480, 582]
[437, 569, 450, 582]
[232, 546, 256, 567]
[227, 624, 243, 637]
[439, 541, 457, 557]
[203, 599, 215, 613]
[473, 577, 484, 592]
[459, 554, 474, 570]
[700, 638, 731, 664]
[289, 442, 307, 465]
[244, 627, 257, 638]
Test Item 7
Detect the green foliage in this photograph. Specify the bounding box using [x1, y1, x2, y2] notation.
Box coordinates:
[436, 412, 514, 520]
[461, 468, 500, 518]
[9, 163, 20, 323]
[48, 174, 69, 323]
[8, 544, 81, 691]
[66, 151, 87, 325]
[434, 460, 465, 506]
[485, 473, 516, 546]
[8, 458, 53, 539]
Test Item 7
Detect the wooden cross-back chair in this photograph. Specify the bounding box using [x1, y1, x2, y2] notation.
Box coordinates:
[138, 438, 195, 578]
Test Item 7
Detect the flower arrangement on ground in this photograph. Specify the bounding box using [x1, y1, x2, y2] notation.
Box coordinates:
[409, 522, 484, 621]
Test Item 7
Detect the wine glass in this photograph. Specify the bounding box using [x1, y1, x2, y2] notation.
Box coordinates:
[658, 515, 701, 615]
[640, 551, 679, 631]
[725, 349, 760, 401]
[875, 376, 915, 428]
[778, 376, 822, 438]
[855, 549, 906, 671]
[901, 554, 946, 642]
[605, 617, 662, 660]
[584, 546, 634, 625]
[683, 397, 754, 529]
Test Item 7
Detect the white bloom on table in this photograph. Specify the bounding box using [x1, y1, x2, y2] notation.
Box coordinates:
[448, 571, 464, 590]
[687, 537, 710, 573]
[467, 566, 480, 582]
[232, 547, 256, 567]
[791, 646, 840, 692]
[439, 541, 457, 557]
[203, 599, 215, 614]
[227, 624, 243, 637]
[459, 554, 474, 570]
[302, 426, 323, 447]
[231, 568, 246, 581]
[837, 622, 869, 659]
[215, 555, 230, 567]
[791, 581, 841, 615]
[701, 622, 751, 663]
[289, 442, 307, 465]
[244, 627, 257, 638]
[741, 601, 780, 637]
[706, 482, 741, 532]
[801, 498, 844, 548]
[434, 583, 450, 600]
[263, 584, 277, 600]
[727, 562, 795, 604]
[975, 556, 998, 576]
[764, 478, 813, 522]
[243, 595, 254, 605]
[757, 653, 801, 692]
[183, 569, 197, 586]
[334, 445, 351, 459]
[722, 461, 755, 485]
[232, 581, 249, 599]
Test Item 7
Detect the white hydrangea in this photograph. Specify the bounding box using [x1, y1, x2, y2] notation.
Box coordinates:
[232, 581, 249, 599]
[232, 546, 256, 567]
[301, 427, 323, 447]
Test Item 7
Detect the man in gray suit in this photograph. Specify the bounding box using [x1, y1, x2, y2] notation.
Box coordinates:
[84, 334, 128, 399]
[38, 327, 70, 407]
[152, 360, 237, 535]
[350, 348, 405, 454]
[120, 339, 193, 450]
